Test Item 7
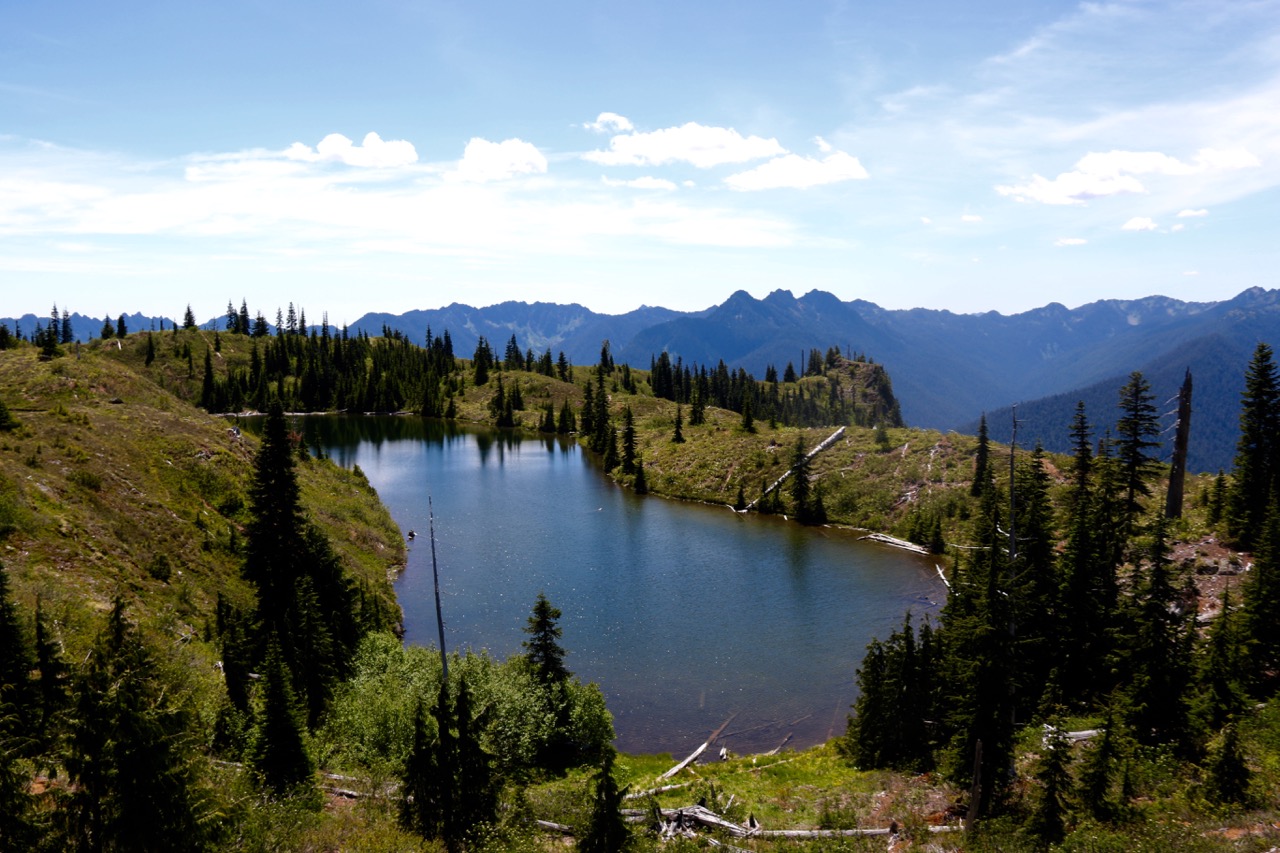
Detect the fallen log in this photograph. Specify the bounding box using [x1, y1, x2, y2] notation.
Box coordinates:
[535, 819, 574, 834]
[660, 714, 737, 779]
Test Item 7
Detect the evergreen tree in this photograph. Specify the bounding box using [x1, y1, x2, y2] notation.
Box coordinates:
[144, 332, 156, 366]
[1243, 505, 1280, 694]
[601, 425, 619, 472]
[0, 396, 16, 432]
[523, 593, 570, 685]
[101, 316, 115, 339]
[200, 350, 216, 411]
[451, 676, 498, 846]
[60, 308, 74, 344]
[789, 435, 812, 522]
[183, 304, 197, 329]
[740, 395, 754, 433]
[249, 636, 315, 799]
[33, 595, 68, 742]
[1076, 710, 1121, 821]
[64, 598, 205, 850]
[577, 749, 630, 853]
[734, 484, 746, 511]
[1195, 590, 1248, 732]
[1205, 719, 1252, 805]
[116, 314, 127, 338]
[1027, 723, 1073, 848]
[557, 399, 576, 434]
[672, 405, 684, 443]
[1114, 372, 1161, 538]
[400, 695, 447, 839]
[620, 406, 636, 475]
[0, 564, 34, 739]
[971, 414, 991, 496]
[1230, 343, 1280, 549]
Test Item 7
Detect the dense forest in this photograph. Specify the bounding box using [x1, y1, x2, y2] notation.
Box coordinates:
[5, 304, 1280, 850]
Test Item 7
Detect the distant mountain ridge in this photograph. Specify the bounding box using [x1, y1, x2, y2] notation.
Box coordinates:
[8, 287, 1278, 471]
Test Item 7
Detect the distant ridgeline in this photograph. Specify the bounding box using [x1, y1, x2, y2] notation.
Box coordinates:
[8, 297, 905, 433]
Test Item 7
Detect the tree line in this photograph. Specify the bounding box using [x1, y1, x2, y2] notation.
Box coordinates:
[845, 347, 1280, 843]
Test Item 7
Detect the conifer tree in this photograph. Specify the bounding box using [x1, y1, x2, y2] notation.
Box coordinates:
[1243, 505, 1280, 694]
[602, 424, 619, 472]
[33, 595, 68, 741]
[1230, 343, 1280, 549]
[558, 399, 576, 434]
[0, 396, 15, 432]
[1076, 709, 1121, 821]
[0, 564, 34, 738]
[740, 395, 754, 432]
[1205, 719, 1251, 805]
[64, 598, 204, 850]
[971, 414, 991, 496]
[1114, 372, 1161, 538]
[183, 304, 197, 329]
[400, 696, 446, 839]
[116, 314, 127, 338]
[672, 405, 684, 443]
[633, 460, 648, 495]
[578, 749, 630, 853]
[1027, 723, 1073, 847]
[249, 636, 315, 799]
[101, 317, 115, 339]
[523, 593, 570, 685]
[621, 406, 636, 475]
[1195, 589, 1248, 732]
[451, 676, 498, 845]
[789, 435, 814, 523]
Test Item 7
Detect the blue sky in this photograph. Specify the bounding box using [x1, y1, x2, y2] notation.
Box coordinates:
[2, 0, 1278, 326]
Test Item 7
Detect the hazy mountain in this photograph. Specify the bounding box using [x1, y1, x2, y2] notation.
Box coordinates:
[9, 287, 1278, 472]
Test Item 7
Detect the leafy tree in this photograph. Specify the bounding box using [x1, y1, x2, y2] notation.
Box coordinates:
[523, 593, 570, 685]
[577, 749, 630, 853]
[63, 598, 205, 851]
[1230, 343, 1280, 549]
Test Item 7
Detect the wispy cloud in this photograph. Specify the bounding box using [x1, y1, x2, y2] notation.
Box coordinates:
[724, 152, 868, 191]
[1177, 208, 1209, 217]
[602, 175, 677, 190]
[996, 148, 1260, 205]
[1121, 216, 1158, 231]
[1054, 237, 1086, 247]
[583, 120, 786, 168]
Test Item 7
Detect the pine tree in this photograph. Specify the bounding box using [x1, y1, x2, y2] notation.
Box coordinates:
[33, 595, 68, 741]
[64, 598, 205, 850]
[578, 749, 630, 853]
[1195, 589, 1248, 732]
[523, 593, 570, 685]
[740, 395, 754, 433]
[1076, 710, 1121, 821]
[971, 414, 991, 496]
[1027, 723, 1073, 847]
[0, 397, 16, 431]
[116, 314, 128, 338]
[249, 636, 316, 799]
[183, 304, 197, 329]
[1205, 719, 1252, 805]
[0, 564, 35, 739]
[1243, 505, 1280, 694]
[144, 332, 156, 366]
[1114, 372, 1161, 538]
[400, 695, 447, 839]
[101, 317, 115, 339]
[672, 405, 685, 443]
[621, 406, 636, 475]
[451, 676, 498, 846]
[558, 399, 576, 434]
[1230, 343, 1280, 549]
[789, 436, 811, 522]
[633, 460, 648, 495]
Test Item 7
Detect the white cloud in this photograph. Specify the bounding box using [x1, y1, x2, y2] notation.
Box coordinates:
[1184, 270, 1200, 276]
[601, 175, 677, 191]
[1177, 208, 1209, 217]
[1121, 216, 1158, 231]
[920, 216, 933, 225]
[961, 214, 983, 223]
[724, 151, 868, 191]
[996, 147, 1261, 205]
[585, 112, 634, 134]
[584, 122, 786, 169]
[1171, 223, 1185, 232]
[283, 132, 417, 168]
[1054, 237, 1086, 246]
[814, 136, 833, 153]
[449, 138, 547, 183]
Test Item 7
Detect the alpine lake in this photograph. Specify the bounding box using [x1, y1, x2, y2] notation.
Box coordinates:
[293, 415, 943, 757]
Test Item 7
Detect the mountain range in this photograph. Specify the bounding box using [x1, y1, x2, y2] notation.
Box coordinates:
[9, 287, 1279, 472]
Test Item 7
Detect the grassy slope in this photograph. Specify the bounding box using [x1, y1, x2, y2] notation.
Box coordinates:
[0, 338, 403, 667]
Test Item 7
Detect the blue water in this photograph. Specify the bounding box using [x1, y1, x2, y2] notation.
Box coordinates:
[300, 416, 942, 755]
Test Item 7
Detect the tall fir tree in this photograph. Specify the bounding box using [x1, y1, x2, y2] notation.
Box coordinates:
[620, 406, 637, 475]
[1113, 372, 1161, 539]
[1229, 343, 1280, 549]
[523, 593, 570, 685]
[249, 636, 316, 799]
[971, 414, 991, 496]
[577, 749, 630, 853]
[1243, 504, 1280, 694]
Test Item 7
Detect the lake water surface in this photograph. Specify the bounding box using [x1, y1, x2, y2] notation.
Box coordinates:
[299, 416, 942, 756]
